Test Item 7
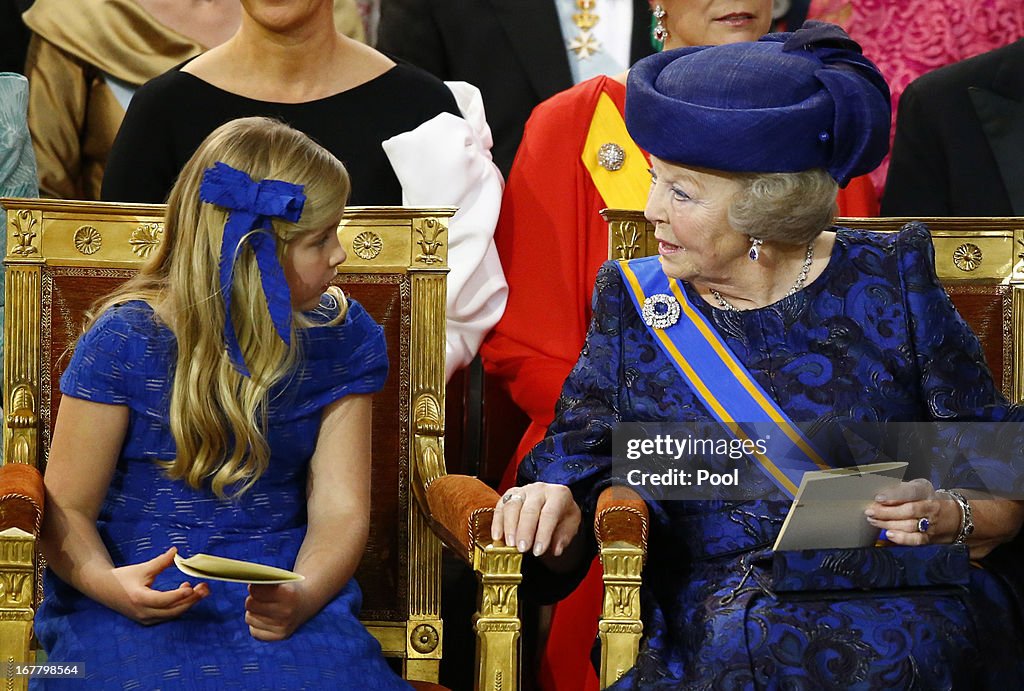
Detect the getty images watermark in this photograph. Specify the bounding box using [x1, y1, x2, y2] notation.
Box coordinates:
[611, 421, 1024, 501]
[624, 433, 767, 489]
[613, 422, 779, 500]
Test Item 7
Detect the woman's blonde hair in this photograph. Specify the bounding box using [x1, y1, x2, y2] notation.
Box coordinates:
[728, 169, 838, 245]
[90, 116, 351, 497]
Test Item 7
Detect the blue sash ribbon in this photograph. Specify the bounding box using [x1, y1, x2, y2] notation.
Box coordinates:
[617, 257, 831, 499]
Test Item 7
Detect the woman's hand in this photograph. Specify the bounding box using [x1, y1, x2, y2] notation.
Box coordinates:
[245, 582, 315, 641]
[864, 478, 959, 545]
[867, 481, 1024, 558]
[491, 482, 582, 560]
[108, 547, 209, 625]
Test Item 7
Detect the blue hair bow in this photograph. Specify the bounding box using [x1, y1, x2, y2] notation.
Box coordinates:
[199, 161, 306, 377]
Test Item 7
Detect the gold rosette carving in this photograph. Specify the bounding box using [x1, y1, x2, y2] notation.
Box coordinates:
[409, 623, 440, 654]
[73, 226, 102, 255]
[952, 243, 983, 272]
[352, 231, 383, 260]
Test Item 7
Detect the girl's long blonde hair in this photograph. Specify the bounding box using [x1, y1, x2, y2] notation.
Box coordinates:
[90, 117, 351, 497]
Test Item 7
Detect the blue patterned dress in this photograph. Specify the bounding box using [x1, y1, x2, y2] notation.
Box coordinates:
[520, 225, 1024, 689]
[35, 299, 411, 690]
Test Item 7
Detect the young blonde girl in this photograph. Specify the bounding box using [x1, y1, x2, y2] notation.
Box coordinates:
[37, 116, 410, 689]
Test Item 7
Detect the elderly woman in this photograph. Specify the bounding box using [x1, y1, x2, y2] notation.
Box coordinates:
[493, 23, 1024, 688]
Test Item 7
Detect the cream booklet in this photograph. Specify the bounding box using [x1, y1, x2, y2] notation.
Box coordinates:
[773, 461, 909, 552]
[174, 553, 305, 584]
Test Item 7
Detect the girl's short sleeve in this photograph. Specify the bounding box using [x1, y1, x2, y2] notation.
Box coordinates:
[291, 298, 389, 413]
[59, 304, 156, 406]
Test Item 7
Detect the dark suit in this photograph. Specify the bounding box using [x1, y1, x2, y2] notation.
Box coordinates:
[1, 0, 34, 73]
[882, 38, 1024, 216]
[377, 0, 655, 176]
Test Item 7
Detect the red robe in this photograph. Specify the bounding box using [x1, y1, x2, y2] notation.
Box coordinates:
[481, 75, 632, 691]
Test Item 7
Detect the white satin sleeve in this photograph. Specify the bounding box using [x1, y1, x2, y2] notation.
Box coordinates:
[381, 80, 507, 381]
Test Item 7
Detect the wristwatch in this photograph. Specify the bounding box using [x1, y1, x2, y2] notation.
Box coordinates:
[937, 488, 974, 544]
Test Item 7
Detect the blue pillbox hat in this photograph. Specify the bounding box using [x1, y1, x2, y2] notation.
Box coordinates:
[625, 21, 891, 186]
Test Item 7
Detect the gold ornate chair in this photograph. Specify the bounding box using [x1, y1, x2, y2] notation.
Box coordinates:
[597, 211, 1024, 688]
[0, 199, 522, 691]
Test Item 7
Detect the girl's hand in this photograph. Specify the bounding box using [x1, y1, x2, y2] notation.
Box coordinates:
[864, 478, 959, 545]
[491, 482, 582, 558]
[109, 547, 209, 625]
[245, 582, 315, 641]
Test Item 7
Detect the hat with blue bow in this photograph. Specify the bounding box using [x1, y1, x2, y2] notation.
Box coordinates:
[625, 21, 891, 186]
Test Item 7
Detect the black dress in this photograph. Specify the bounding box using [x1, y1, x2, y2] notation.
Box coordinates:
[101, 61, 459, 205]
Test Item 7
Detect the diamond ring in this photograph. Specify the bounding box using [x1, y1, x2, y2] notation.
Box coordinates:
[917, 517, 930, 533]
[502, 492, 525, 505]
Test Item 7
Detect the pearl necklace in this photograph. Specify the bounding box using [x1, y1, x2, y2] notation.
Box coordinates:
[710, 243, 815, 312]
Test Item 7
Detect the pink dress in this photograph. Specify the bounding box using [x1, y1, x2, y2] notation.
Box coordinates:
[808, 0, 1024, 193]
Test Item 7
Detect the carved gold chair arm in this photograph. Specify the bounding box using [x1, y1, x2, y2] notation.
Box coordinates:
[424, 476, 522, 691]
[0, 463, 44, 689]
[595, 485, 648, 690]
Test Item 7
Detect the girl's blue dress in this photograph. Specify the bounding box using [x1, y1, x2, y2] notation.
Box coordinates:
[522, 225, 1024, 689]
[35, 298, 411, 690]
